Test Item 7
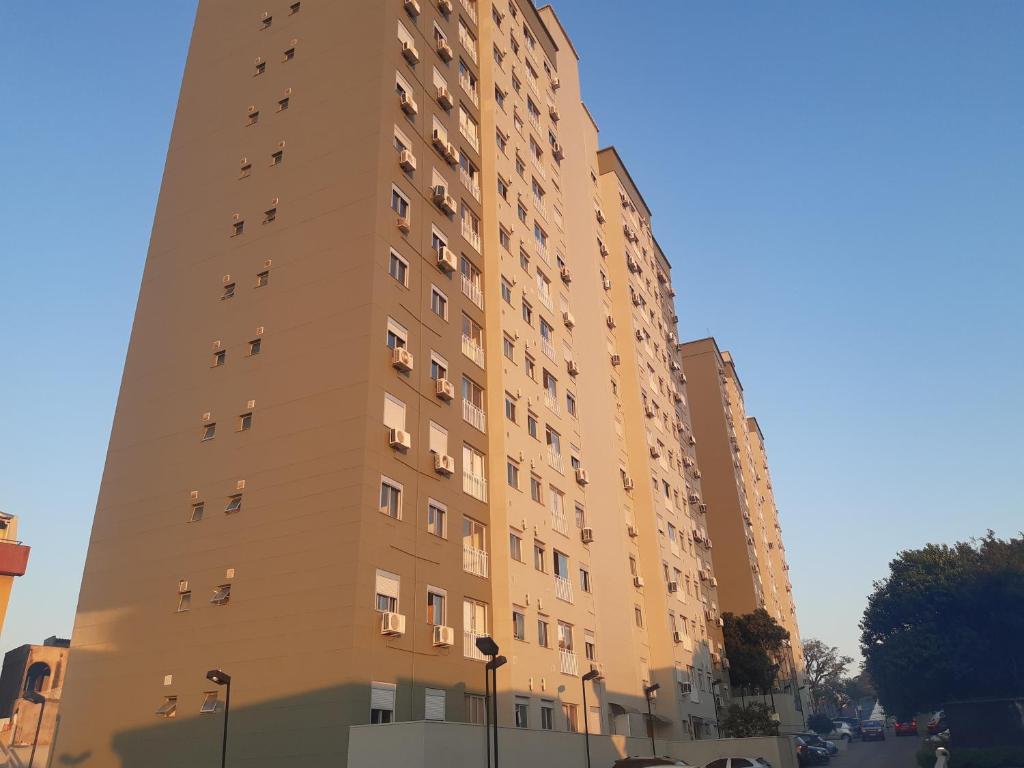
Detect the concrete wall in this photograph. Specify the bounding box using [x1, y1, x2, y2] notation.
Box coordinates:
[348, 720, 798, 768]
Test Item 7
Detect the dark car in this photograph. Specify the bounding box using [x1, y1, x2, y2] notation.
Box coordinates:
[794, 737, 830, 766]
[612, 759, 690, 767]
[860, 720, 886, 741]
[894, 719, 917, 736]
[794, 734, 838, 755]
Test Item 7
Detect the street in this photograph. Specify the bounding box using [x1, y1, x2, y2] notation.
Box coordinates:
[833, 735, 922, 768]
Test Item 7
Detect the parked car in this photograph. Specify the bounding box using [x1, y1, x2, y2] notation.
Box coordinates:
[828, 721, 853, 742]
[834, 717, 863, 739]
[794, 736, 830, 766]
[860, 720, 886, 741]
[702, 759, 773, 768]
[894, 719, 918, 736]
[612, 759, 691, 767]
[794, 734, 838, 755]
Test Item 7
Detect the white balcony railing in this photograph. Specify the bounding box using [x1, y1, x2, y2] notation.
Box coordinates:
[543, 392, 560, 416]
[551, 509, 569, 536]
[463, 469, 488, 502]
[539, 336, 555, 360]
[554, 575, 574, 603]
[460, 166, 481, 201]
[460, 0, 478, 24]
[459, 27, 478, 65]
[464, 631, 489, 661]
[461, 334, 485, 368]
[462, 398, 487, 433]
[537, 289, 553, 312]
[463, 544, 489, 577]
[459, 74, 480, 107]
[559, 648, 579, 676]
[461, 274, 483, 308]
[461, 219, 481, 251]
[546, 447, 564, 474]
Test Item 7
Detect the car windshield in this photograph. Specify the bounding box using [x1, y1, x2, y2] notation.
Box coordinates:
[863, 721, 882, 727]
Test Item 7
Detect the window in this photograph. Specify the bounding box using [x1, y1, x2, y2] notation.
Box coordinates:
[430, 353, 448, 381]
[246, 111, 259, 127]
[514, 697, 529, 729]
[533, 542, 546, 572]
[517, 202, 527, 222]
[386, 317, 408, 349]
[430, 285, 449, 319]
[580, 567, 591, 593]
[575, 503, 586, 529]
[634, 605, 644, 627]
[383, 393, 406, 431]
[425, 688, 446, 721]
[283, 47, 296, 62]
[543, 370, 558, 401]
[524, 354, 536, 380]
[289, 2, 301, 14]
[155, 696, 177, 718]
[277, 96, 290, 111]
[428, 421, 448, 455]
[224, 494, 242, 514]
[519, 249, 530, 270]
[389, 250, 409, 286]
[557, 621, 574, 651]
[521, 300, 533, 325]
[263, 207, 277, 224]
[210, 584, 231, 606]
[370, 682, 396, 724]
[380, 477, 402, 519]
[506, 459, 520, 489]
[585, 633, 597, 661]
[499, 226, 511, 250]
[537, 618, 549, 647]
[466, 694, 487, 725]
[200, 692, 219, 714]
[271, 149, 284, 166]
[248, 338, 262, 356]
[512, 607, 526, 640]
[545, 425, 561, 457]
[256, 270, 270, 287]
[566, 392, 577, 417]
[375, 570, 400, 613]
[201, 423, 216, 442]
[527, 411, 538, 438]
[503, 335, 515, 361]
[212, 350, 226, 367]
[553, 549, 569, 581]
[504, 393, 517, 422]
[541, 702, 554, 730]
[426, 587, 446, 626]
[391, 186, 410, 218]
[239, 412, 253, 431]
[239, 162, 252, 179]
[562, 703, 579, 733]
[427, 500, 447, 538]
[529, 475, 543, 503]
[177, 591, 191, 612]
[509, 531, 523, 562]
[496, 129, 508, 154]
[189, 502, 204, 523]
[497, 176, 508, 200]
[255, 60, 266, 76]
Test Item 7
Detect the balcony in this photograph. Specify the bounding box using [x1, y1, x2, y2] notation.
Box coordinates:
[458, 27, 478, 65]
[551, 509, 569, 536]
[460, 0, 478, 24]
[464, 631, 489, 661]
[461, 334, 485, 369]
[543, 392, 560, 416]
[0, 541, 30, 577]
[463, 544, 489, 577]
[559, 648, 579, 676]
[554, 575, 574, 603]
[546, 447, 564, 474]
[537, 290, 553, 312]
[461, 218, 481, 251]
[459, 166, 481, 201]
[461, 273, 483, 308]
[539, 336, 555, 360]
[462, 398, 487, 433]
[463, 469, 488, 502]
[459, 73, 479, 107]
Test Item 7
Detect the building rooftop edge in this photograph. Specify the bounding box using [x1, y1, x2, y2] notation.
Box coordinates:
[536, 5, 580, 61]
[596, 146, 654, 220]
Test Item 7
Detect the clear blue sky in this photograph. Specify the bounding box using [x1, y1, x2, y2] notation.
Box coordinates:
[1, 2, 1021, 668]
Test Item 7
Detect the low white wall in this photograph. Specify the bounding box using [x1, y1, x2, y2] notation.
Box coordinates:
[348, 720, 798, 768]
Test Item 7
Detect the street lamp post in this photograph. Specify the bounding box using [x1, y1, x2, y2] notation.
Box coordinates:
[486, 655, 507, 768]
[22, 691, 46, 768]
[581, 668, 601, 768]
[476, 637, 503, 768]
[643, 683, 661, 757]
[206, 669, 232, 768]
[712, 680, 722, 737]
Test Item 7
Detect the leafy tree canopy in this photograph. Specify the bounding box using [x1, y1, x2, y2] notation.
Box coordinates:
[860, 532, 1024, 719]
[803, 638, 853, 712]
[720, 702, 780, 738]
[723, 609, 791, 693]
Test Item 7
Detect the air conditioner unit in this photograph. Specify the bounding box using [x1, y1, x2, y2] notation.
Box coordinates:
[396, 215, 411, 233]
[694, 470, 703, 480]
[400, 92, 418, 115]
[548, 104, 560, 122]
[667, 581, 679, 593]
[432, 128, 448, 150]
[622, 476, 635, 490]
[606, 315, 616, 329]
[649, 445, 661, 459]
[551, 76, 561, 90]
[437, 0, 453, 12]
[644, 404, 655, 417]
[710, 577, 718, 587]
[602, 275, 612, 288]
[436, 40, 454, 62]
[435, 377, 455, 400]
[552, 143, 564, 161]
[673, 631, 683, 644]
[689, 493, 700, 504]
[575, 468, 590, 485]
[627, 524, 638, 538]
[689, 435, 697, 446]
[560, 267, 572, 284]
[436, 246, 457, 272]
[389, 428, 412, 450]
[698, 503, 708, 515]
[581, 527, 594, 544]
[567, 360, 579, 376]
[704, 609, 714, 621]
[404, 0, 421, 16]
[392, 347, 414, 372]
[444, 142, 459, 164]
[398, 149, 417, 172]
[433, 624, 455, 647]
[563, 311, 576, 329]
[718, 617, 725, 627]
[401, 41, 420, 65]
[595, 208, 606, 223]
[633, 575, 645, 588]
[436, 85, 453, 110]
[433, 453, 455, 475]
[178, 580, 189, 594]
[433, 186, 456, 215]
[610, 354, 621, 366]
[381, 612, 406, 636]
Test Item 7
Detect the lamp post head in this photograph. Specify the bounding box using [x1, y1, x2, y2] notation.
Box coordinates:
[206, 669, 231, 686]
[22, 691, 45, 705]
[475, 636, 500, 657]
[643, 683, 661, 697]
[486, 655, 508, 671]
[582, 669, 601, 682]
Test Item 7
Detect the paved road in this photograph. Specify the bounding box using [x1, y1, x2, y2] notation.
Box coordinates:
[834, 735, 922, 768]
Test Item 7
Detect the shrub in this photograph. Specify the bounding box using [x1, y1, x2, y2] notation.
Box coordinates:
[720, 702, 780, 738]
[808, 713, 834, 735]
[917, 743, 1024, 768]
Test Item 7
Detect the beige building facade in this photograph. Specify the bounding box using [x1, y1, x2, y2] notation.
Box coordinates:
[0, 513, 30, 638]
[54, 3, 738, 766]
[678, 339, 807, 711]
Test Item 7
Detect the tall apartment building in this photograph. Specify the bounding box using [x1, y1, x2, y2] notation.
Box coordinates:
[0, 512, 31, 636]
[678, 339, 806, 705]
[54, 2, 727, 765]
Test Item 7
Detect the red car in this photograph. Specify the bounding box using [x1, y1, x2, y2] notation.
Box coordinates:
[894, 720, 917, 736]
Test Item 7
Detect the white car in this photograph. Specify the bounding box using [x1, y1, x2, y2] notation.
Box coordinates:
[703, 759, 773, 768]
[829, 721, 853, 742]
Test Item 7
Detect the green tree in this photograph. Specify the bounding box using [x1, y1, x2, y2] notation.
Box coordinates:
[803, 639, 853, 713]
[860, 532, 1024, 719]
[723, 609, 791, 694]
[720, 702, 780, 738]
